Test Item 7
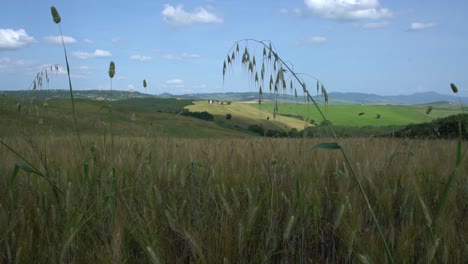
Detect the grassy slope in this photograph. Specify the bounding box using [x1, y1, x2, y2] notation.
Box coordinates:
[186, 101, 311, 131]
[0, 97, 251, 138]
[259, 103, 461, 126]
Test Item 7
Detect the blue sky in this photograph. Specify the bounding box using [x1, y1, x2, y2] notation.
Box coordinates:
[1, 0, 467, 96]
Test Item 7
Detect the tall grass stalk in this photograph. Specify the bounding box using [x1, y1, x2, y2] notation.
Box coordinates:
[433, 83, 467, 225]
[108, 61, 116, 154]
[50, 6, 82, 151]
[224, 39, 395, 263]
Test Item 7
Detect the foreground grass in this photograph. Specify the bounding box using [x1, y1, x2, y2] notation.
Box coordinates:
[1, 136, 466, 262]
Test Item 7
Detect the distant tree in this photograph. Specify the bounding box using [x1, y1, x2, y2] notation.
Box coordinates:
[226, 113, 232, 120]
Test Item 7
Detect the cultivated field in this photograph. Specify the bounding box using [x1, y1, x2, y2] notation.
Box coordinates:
[1, 133, 467, 262]
[187, 100, 461, 127]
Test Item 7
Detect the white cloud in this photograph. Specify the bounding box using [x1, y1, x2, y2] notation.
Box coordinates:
[162, 54, 179, 60]
[83, 38, 93, 44]
[94, 49, 112, 57]
[73, 49, 112, 59]
[112, 37, 121, 44]
[303, 0, 392, 21]
[128, 84, 136, 91]
[161, 4, 223, 26]
[362, 21, 389, 29]
[162, 53, 201, 60]
[43, 35, 77, 44]
[299, 36, 327, 44]
[409, 22, 436, 31]
[130, 55, 152, 61]
[183, 53, 201, 59]
[0, 57, 39, 73]
[166, 79, 185, 87]
[0, 28, 36, 50]
[279, 8, 289, 14]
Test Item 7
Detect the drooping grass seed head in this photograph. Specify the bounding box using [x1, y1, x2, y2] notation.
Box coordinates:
[450, 83, 458, 93]
[109, 61, 115, 78]
[51, 6, 61, 24]
[143, 79, 147, 88]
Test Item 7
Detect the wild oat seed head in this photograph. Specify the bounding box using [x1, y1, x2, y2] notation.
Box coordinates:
[51, 6, 61, 24]
[223, 61, 227, 77]
[269, 75, 273, 91]
[108, 61, 115, 78]
[143, 79, 147, 88]
[268, 43, 272, 60]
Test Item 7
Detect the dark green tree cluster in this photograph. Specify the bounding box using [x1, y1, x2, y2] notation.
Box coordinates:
[179, 110, 214, 121]
[392, 113, 468, 139]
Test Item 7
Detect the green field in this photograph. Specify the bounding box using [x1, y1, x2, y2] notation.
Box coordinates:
[186, 100, 461, 129]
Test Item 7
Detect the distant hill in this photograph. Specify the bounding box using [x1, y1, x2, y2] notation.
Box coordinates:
[164, 91, 468, 105]
[1, 89, 467, 105]
[0, 89, 153, 100]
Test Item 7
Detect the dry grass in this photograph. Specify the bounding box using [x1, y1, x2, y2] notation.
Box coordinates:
[1, 135, 466, 262]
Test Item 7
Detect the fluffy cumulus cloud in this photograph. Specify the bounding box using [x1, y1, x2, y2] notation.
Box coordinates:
[409, 22, 437, 31]
[130, 55, 152, 61]
[299, 36, 327, 44]
[161, 4, 223, 26]
[73, 49, 112, 59]
[0, 28, 36, 50]
[43, 35, 77, 44]
[304, 0, 392, 21]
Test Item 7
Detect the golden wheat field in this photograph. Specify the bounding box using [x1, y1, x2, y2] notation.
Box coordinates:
[1, 135, 466, 263]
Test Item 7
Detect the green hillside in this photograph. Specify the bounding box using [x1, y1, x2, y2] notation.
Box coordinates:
[260, 103, 461, 127]
[185, 101, 311, 131]
[0, 97, 251, 138]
